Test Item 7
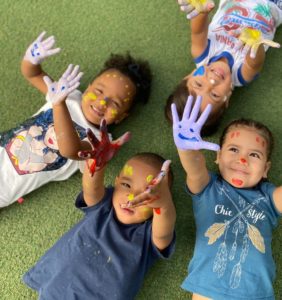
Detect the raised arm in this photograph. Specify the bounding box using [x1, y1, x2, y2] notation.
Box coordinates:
[171, 95, 219, 194]
[235, 28, 280, 82]
[43, 64, 89, 159]
[21, 32, 61, 94]
[177, 0, 215, 58]
[79, 124, 131, 206]
[123, 161, 176, 251]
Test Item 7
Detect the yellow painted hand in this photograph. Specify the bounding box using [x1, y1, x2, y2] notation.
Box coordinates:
[238, 28, 280, 58]
[178, 0, 214, 19]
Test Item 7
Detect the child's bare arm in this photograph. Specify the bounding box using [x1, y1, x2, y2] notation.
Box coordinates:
[82, 161, 106, 206]
[171, 95, 219, 193]
[79, 126, 131, 206]
[43, 64, 88, 159]
[235, 28, 280, 82]
[177, 148, 209, 194]
[273, 187, 282, 213]
[177, 0, 215, 58]
[21, 32, 61, 95]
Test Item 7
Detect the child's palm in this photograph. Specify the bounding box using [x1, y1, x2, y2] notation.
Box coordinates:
[24, 31, 61, 65]
[178, 0, 215, 19]
[235, 28, 280, 58]
[44, 64, 83, 105]
[172, 95, 219, 151]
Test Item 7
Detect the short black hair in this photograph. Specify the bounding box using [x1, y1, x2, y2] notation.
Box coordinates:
[98, 52, 152, 107]
[129, 152, 173, 188]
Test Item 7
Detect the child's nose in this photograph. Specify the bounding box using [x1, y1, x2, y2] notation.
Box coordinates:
[98, 97, 109, 109]
[239, 157, 247, 165]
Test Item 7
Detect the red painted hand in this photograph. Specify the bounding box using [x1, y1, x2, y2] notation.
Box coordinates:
[78, 119, 131, 176]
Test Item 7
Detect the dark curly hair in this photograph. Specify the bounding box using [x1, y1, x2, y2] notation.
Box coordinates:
[97, 52, 152, 108]
[165, 79, 224, 136]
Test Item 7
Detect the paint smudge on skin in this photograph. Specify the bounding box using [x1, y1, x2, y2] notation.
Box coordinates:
[146, 174, 154, 183]
[123, 164, 133, 176]
[154, 208, 161, 215]
[85, 92, 97, 101]
[127, 193, 134, 201]
[193, 66, 205, 77]
[240, 158, 246, 164]
[232, 178, 243, 186]
[256, 137, 260, 143]
[123, 97, 130, 102]
[142, 207, 153, 219]
[111, 109, 118, 117]
[100, 99, 107, 106]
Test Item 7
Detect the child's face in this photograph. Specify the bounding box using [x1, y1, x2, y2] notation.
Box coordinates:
[186, 61, 232, 115]
[216, 127, 271, 189]
[81, 70, 136, 126]
[112, 158, 161, 224]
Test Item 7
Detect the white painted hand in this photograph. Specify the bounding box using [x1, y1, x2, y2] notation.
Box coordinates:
[24, 31, 61, 65]
[43, 64, 83, 105]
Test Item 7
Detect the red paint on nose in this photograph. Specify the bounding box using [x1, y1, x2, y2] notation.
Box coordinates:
[240, 158, 246, 164]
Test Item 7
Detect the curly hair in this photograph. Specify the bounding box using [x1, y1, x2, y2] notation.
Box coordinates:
[98, 53, 152, 107]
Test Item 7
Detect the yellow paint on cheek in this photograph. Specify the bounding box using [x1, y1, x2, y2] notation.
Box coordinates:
[84, 92, 97, 102]
[111, 109, 118, 117]
[146, 175, 154, 183]
[123, 97, 130, 103]
[141, 207, 153, 219]
[123, 164, 133, 176]
[128, 193, 134, 201]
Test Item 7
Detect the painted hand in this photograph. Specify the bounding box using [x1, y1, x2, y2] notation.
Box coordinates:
[121, 160, 171, 211]
[24, 31, 61, 65]
[171, 95, 220, 151]
[78, 119, 131, 176]
[43, 64, 83, 105]
[177, 0, 215, 19]
[234, 28, 280, 58]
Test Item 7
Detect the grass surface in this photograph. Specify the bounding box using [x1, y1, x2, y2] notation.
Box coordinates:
[0, 1, 282, 299]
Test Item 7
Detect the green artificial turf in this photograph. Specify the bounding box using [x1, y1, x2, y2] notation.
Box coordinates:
[0, 1, 282, 299]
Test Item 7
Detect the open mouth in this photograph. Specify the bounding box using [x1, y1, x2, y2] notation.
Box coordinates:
[90, 105, 104, 117]
[211, 68, 225, 80]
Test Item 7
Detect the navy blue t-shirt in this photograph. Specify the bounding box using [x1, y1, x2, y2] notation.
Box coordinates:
[23, 187, 175, 300]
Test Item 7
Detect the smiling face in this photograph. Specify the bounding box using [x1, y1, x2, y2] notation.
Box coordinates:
[112, 158, 162, 224]
[187, 60, 233, 116]
[81, 69, 136, 126]
[216, 126, 271, 188]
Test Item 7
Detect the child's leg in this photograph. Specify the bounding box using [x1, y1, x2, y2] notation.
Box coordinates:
[192, 293, 212, 300]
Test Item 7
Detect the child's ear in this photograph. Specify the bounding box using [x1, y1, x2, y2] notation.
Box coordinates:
[263, 161, 271, 178]
[215, 151, 221, 164]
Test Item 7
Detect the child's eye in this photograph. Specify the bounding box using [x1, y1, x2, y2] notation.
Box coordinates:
[193, 81, 202, 88]
[111, 100, 120, 108]
[211, 92, 220, 100]
[229, 147, 238, 153]
[94, 89, 102, 95]
[121, 182, 130, 188]
[250, 153, 261, 159]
